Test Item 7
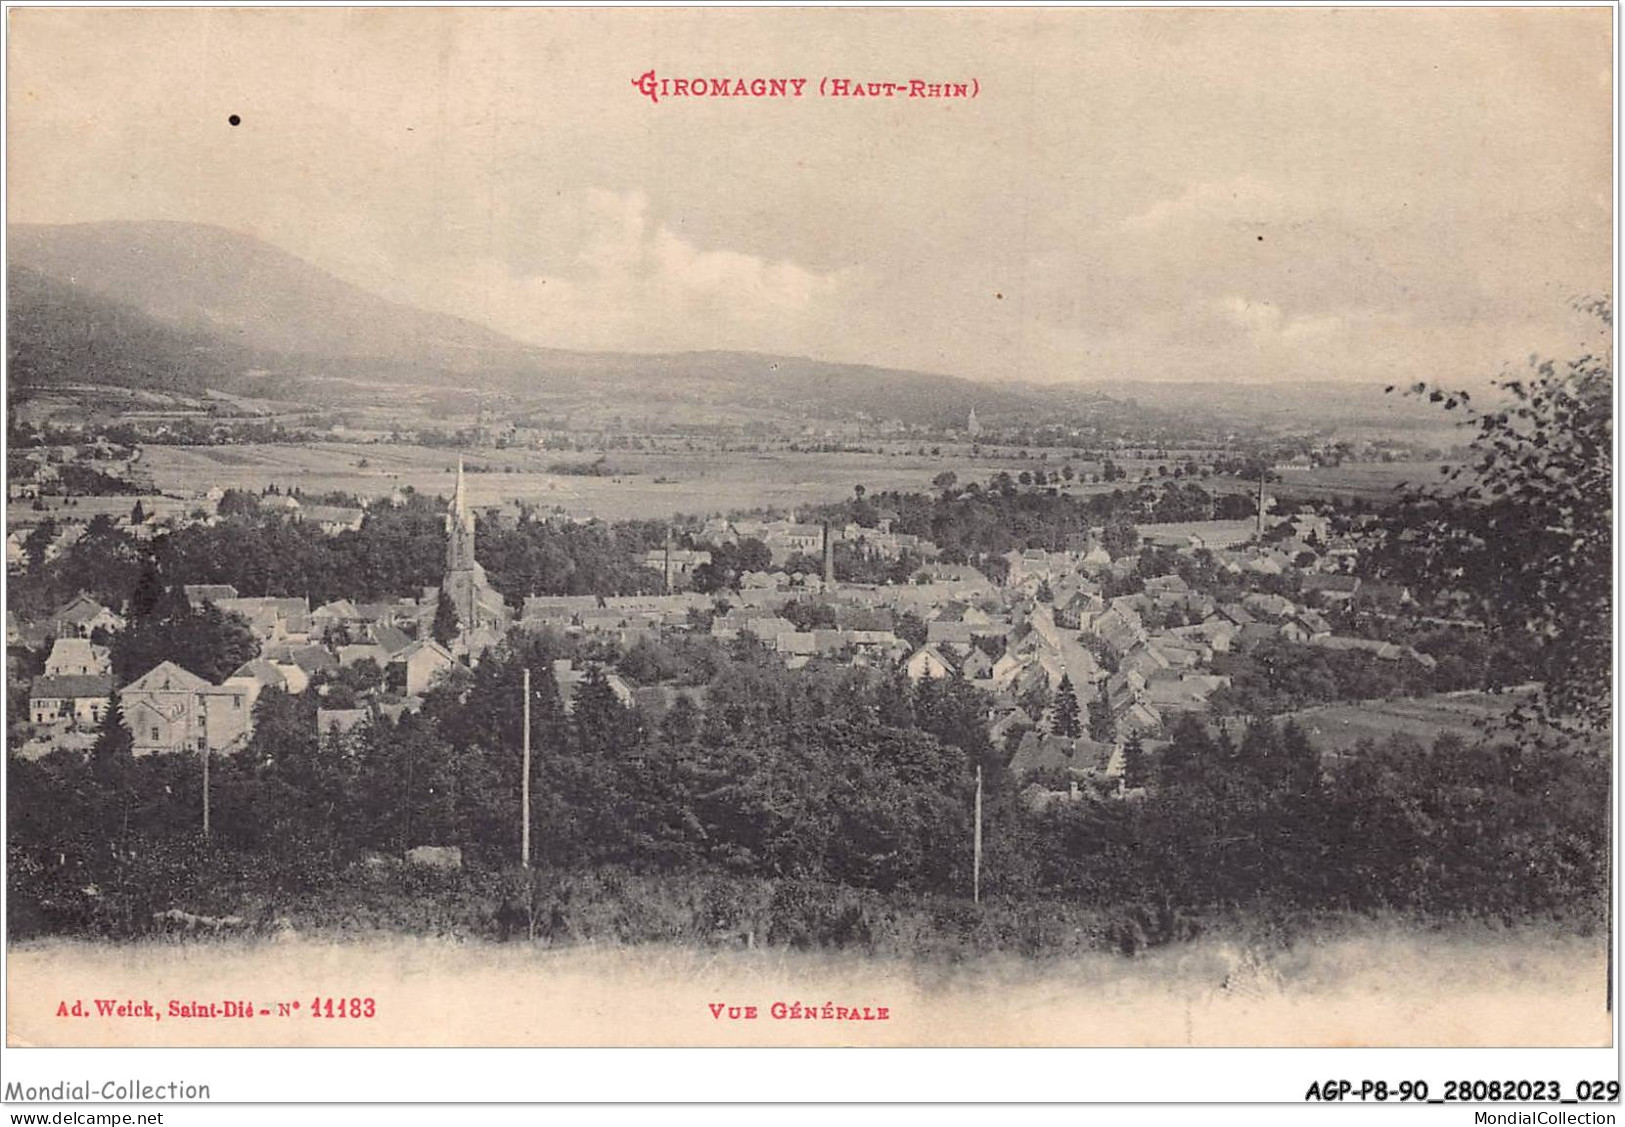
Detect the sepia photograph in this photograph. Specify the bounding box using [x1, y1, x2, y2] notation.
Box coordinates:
[1, 2, 1615, 1075]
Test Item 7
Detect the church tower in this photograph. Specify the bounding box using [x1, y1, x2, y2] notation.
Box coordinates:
[439, 455, 512, 656]
[446, 458, 477, 575]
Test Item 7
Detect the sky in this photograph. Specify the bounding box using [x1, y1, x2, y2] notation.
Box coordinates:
[6, 7, 1614, 388]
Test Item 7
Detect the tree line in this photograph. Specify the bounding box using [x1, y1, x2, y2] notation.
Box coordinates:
[9, 630, 1605, 942]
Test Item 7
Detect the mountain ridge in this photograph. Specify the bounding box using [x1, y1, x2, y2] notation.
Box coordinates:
[8, 220, 1043, 423]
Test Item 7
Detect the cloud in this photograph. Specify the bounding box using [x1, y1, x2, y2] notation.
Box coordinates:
[519, 188, 850, 348]
[1211, 296, 1344, 344]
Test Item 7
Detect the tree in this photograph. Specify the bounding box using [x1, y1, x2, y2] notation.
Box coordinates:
[733, 537, 772, 573]
[1100, 516, 1139, 559]
[110, 597, 258, 684]
[432, 590, 460, 646]
[90, 690, 134, 783]
[128, 561, 164, 620]
[894, 610, 928, 651]
[1380, 298, 1611, 743]
[932, 471, 958, 496]
[22, 520, 58, 571]
[129, 499, 146, 525]
[1086, 694, 1114, 742]
[1053, 674, 1081, 738]
[1121, 730, 1149, 789]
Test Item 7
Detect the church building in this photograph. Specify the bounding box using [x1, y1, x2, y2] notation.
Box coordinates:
[442, 459, 511, 653]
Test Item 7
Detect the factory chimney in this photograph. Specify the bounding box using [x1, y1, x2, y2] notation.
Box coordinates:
[1256, 468, 1267, 540]
[663, 526, 673, 594]
[822, 521, 836, 590]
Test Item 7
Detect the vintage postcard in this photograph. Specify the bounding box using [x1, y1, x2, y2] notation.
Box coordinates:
[2, 3, 1615, 1075]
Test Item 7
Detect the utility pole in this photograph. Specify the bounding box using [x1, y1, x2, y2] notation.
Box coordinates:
[201, 742, 210, 838]
[522, 667, 532, 868]
[973, 763, 983, 905]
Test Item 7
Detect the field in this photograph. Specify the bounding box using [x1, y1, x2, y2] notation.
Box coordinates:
[6, 920, 1607, 1050]
[136, 442, 1145, 522]
[1268, 461, 1455, 503]
[1272, 691, 1529, 755]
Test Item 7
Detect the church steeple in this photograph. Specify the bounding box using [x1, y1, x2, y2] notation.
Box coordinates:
[446, 457, 476, 574]
[439, 454, 511, 654]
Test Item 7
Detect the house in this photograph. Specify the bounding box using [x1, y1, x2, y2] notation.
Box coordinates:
[916, 562, 996, 590]
[1008, 732, 1117, 782]
[1104, 668, 1148, 709]
[217, 596, 312, 642]
[43, 637, 110, 677]
[1054, 588, 1105, 629]
[297, 505, 366, 535]
[1142, 574, 1191, 603]
[1145, 672, 1230, 713]
[370, 623, 413, 656]
[522, 594, 600, 628]
[1005, 548, 1061, 585]
[1242, 592, 1297, 621]
[1280, 610, 1333, 643]
[1079, 543, 1113, 570]
[775, 631, 821, 657]
[903, 645, 957, 681]
[1301, 574, 1362, 604]
[926, 620, 975, 646]
[1111, 697, 1162, 736]
[183, 584, 241, 604]
[1151, 636, 1207, 668]
[53, 594, 125, 639]
[1087, 605, 1147, 654]
[386, 639, 457, 696]
[310, 600, 364, 639]
[1174, 619, 1237, 653]
[717, 614, 798, 646]
[339, 643, 391, 669]
[230, 658, 293, 695]
[958, 647, 995, 681]
[641, 547, 712, 585]
[1136, 520, 1257, 551]
[121, 661, 253, 755]
[261, 642, 338, 678]
[29, 674, 113, 727]
[1120, 644, 1172, 681]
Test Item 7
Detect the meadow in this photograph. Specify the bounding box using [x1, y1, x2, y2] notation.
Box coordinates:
[1268, 461, 1454, 503]
[136, 441, 1138, 522]
[1273, 691, 1528, 756]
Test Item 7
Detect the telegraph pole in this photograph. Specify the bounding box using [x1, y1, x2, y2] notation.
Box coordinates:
[522, 668, 532, 868]
[202, 742, 210, 838]
[973, 764, 983, 905]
